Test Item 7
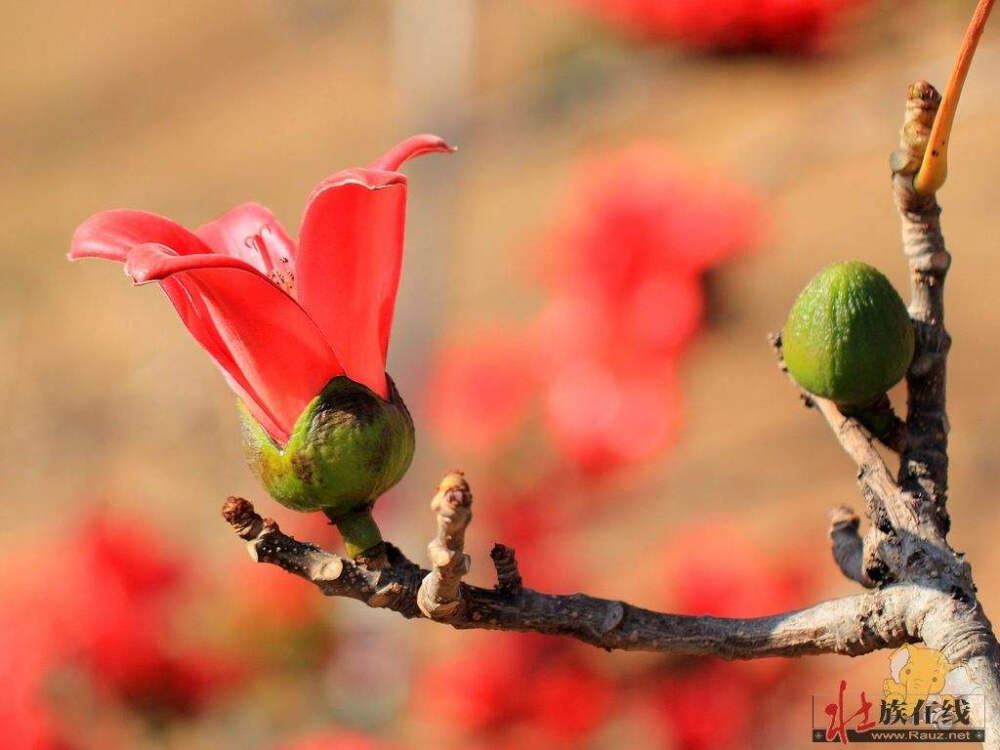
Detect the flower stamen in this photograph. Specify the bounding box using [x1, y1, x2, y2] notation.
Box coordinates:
[245, 226, 295, 294]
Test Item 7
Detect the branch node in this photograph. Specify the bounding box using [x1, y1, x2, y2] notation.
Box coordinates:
[599, 601, 626, 636]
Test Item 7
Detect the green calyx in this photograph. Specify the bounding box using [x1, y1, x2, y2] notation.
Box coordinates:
[239, 375, 415, 558]
[783, 261, 914, 409]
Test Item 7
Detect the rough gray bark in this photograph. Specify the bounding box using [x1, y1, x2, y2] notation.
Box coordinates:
[223, 497, 947, 657]
[223, 81, 1000, 746]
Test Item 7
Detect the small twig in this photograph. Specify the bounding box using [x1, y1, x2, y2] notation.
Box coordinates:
[812, 398, 917, 533]
[490, 543, 523, 595]
[829, 505, 874, 588]
[417, 472, 473, 619]
[771, 332, 911, 581]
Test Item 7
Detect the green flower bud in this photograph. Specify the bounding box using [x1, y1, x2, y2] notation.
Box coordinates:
[239, 375, 415, 558]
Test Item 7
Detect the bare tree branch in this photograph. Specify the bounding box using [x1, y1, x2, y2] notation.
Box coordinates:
[812, 397, 917, 532]
[224, 496, 947, 658]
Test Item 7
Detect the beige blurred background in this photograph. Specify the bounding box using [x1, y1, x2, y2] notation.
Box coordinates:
[3, 0, 1000, 747]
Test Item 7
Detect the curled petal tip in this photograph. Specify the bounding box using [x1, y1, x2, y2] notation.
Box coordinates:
[914, 0, 995, 194]
[123, 244, 169, 285]
[68, 209, 215, 264]
[425, 135, 458, 154]
[124, 263, 147, 285]
[123, 243, 261, 286]
[367, 134, 457, 172]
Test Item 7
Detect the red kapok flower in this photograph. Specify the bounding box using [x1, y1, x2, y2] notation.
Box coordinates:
[0, 611, 68, 750]
[568, 0, 866, 54]
[542, 357, 680, 475]
[651, 661, 755, 750]
[413, 635, 534, 733]
[60, 511, 242, 715]
[0, 507, 242, 723]
[415, 633, 616, 746]
[69, 135, 453, 446]
[521, 655, 616, 743]
[546, 144, 763, 306]
[423, 327, 537, 456]
[664, 517, 807, 619]
[270, 731, 393, 750]
[71, 137, 454, 554]
[528, 145, 763, 475]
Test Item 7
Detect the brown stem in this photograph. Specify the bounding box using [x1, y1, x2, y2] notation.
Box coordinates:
[224, 496, 953, 658]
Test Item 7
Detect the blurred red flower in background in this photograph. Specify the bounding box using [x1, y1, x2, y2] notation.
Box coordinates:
[423, 328, 536, 456]
[521, 650, 616, 743]
[543, 145, 762, 310]
[568, 0, 867, 53]
[412, 516, 815, 748]
[0, 508, 242, 743]
[413, 633, 614, 747]
[475, 483, 586, 591]
[425, 145, 763, 477]
[413, 636, 530, 733]
[664, 516, 808, 619]
[537, 145, 763, 474]
[541, 354, 681, 474]
[0, 613, 68, 750]
[650, 660, 756, 750]
[54, 512, 242, 714]
[645, 518, 814, 747]
[271, 731, 393, 750]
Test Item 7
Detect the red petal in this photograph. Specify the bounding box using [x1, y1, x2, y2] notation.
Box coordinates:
[366, 134, 455, 172]
[195, 203, 297, 283]
[126, 244, 343, 443]
[160, 278, 288, 441]
[125, 245, 261, 283]
[69, 210, 212, 263]
[295, 171, 404, 397]
[296, 137, 453, 396]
